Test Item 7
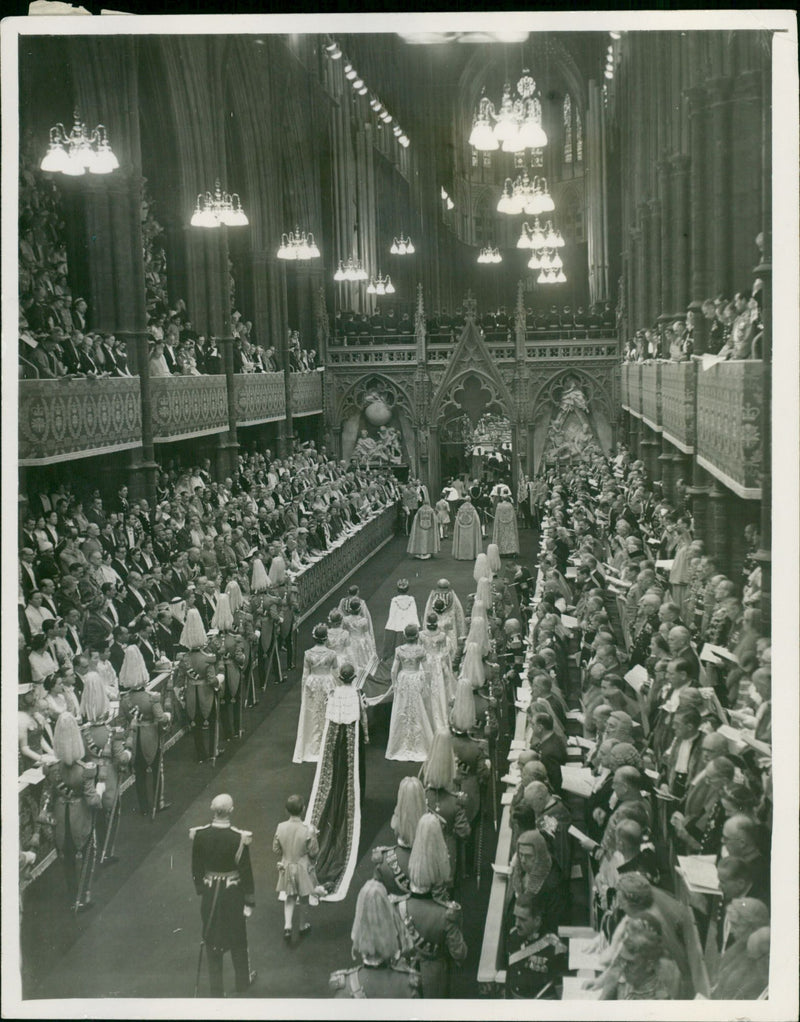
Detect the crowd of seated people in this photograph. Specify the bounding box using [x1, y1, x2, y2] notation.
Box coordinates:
[331, 307, 415, 344]
[17, 443, 401, 903]
[475, 438, 771, 1000]
[622, 282, 764, 363]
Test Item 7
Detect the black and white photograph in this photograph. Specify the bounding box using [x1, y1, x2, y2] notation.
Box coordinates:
[2, 9, 797, 1019]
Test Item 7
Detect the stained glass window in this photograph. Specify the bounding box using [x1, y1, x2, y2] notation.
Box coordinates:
[563, 93, 573, 163]
[576, 107, 583, 163]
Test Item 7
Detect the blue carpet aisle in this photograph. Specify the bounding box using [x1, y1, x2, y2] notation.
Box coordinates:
[24, 527, 538, 1000]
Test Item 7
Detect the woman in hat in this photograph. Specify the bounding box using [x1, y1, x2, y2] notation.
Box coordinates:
[18, 682, 54, 772]
[372, 776, 426, 897]
[329, 880, 420, 998]
[306, 662, 369, 901]
[386, 624, 435, 762]
[292, 623, 339, 763]
[594, 915, 681, 1000]
[395, 814, 468, 997]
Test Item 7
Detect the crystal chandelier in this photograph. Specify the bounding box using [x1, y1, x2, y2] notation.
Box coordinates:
[390, 234, 415, 255]
[497, 172, 555, 216]
[469, 71, 548, 153]
[366, 271, 395, 295]
[190, 180, 249, 228]
[277, 227, 320, 259]
[477, 245, 502, 264]
[517, 218, 564, 252]
[40, 110, 119, 176]
[517, 219, 566, 282]
[333, 256, 368, 282]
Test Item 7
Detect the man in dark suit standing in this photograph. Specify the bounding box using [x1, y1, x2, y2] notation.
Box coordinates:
[529, 710, 567, 794]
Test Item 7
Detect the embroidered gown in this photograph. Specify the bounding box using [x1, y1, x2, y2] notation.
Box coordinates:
[293, 644, 339, 763]
[342, 613, 377, 674]
[419, 628, 453, 730]
[451, 500, 483, 560]
[326, 626, 351, 668]
[386, 642, 435, 762]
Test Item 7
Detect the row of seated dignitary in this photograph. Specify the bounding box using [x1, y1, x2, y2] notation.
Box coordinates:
[491, 442, 772, 999]
[18, 449, 402, 903]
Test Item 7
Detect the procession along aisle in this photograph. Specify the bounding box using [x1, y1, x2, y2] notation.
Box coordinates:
[25, 529, 538, 1000]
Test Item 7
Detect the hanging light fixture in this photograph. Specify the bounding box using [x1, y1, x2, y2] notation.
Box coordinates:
[390, 233, 415, 255]
[470, 71, 548, 153]
[190, 180, 249, 228]
[366, 271, 395, 295]
[40, 110, 120, 176]
[333, 255, 368, 282]
[497, 172, 555, 217]
[325, 39, 342, 60]
[276, 227, 320, 259]
[344, 63, 358, 80]
[477, 245, 502, 264]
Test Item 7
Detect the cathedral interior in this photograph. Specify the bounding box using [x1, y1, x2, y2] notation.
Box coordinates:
[8, 13, 796, 1016]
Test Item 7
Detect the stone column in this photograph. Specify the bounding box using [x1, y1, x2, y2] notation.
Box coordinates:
[427, 425, 440, 500]
[658, 437, 674, 503]
[686, 461, 711, 548]
[730, 69, 763, 290]
[640, 431, 660, 484]
[671, 452, 691, 496]
[658, 160, 672, 318]
[687, 85, 710, 312]
[707, 76, 734, 297]
[727, 496, 754, 589]
[628, 415, 641, 460]
[670, 155, 691, 315]
[707, 480, 730, 566]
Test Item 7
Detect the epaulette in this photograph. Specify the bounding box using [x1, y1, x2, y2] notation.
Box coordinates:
[328, 968, 354, 989]
[442, 899, 462, 920]
[231, 826, 252, 845]
[189, 824, 210, 841]
[371, 845, 391, 863]
[391, 960, 419, 977]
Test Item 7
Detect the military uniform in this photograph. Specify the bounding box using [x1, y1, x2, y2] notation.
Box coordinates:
[212, 632, 247, 740]
[43, 759, 102, 909]
[397, 891, 468, 997]
[174, 650, 221, 762]
[81, 715, 131, 862]
[118, 683, 171, 814]
[190, 821, 255, 997]
[371, 841, 412, 897]
[504, 926, 567, 999]
[329, 960, 420, 998]
[424, 785, 470, 882]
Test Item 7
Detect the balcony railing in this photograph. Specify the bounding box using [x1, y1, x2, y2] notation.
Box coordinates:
[696, 360, 764, 498]
[233, 371, 286, 426]
[150, 374, 229, 442]
[660, 360, 696, 452]
[19, 376, 142, 465]
[327, 343, 417, 365]
[622, 360, 764, 498]
[641, 361, 662, 430]
[289, 369, 324, 416]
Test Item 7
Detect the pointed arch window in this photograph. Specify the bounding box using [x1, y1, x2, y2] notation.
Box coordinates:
[576, 107, 583, 163]
[563, 93, 573, 164]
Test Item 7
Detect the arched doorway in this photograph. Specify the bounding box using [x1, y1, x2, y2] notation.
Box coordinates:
[435, 371, 514, 492]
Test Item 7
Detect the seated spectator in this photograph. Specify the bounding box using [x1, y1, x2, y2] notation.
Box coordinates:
[710, 898, 770, 999]
[594, 915, 681, 1000]
[503, 890, 567, 1000]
